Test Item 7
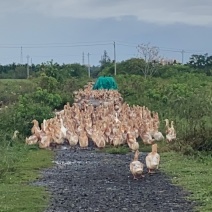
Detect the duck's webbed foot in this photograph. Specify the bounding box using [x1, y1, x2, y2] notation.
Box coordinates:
[133, 175, 138, 180]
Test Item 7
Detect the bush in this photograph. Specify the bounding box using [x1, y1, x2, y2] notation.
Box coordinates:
[0, 87, 62, 137]
[115, 74, 212, 152]
[14, 88, 61, 135]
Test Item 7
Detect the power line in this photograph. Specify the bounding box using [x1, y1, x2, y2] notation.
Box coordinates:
[0, 40, 114, 46]
[32, 54, 81, 58]
[0, 40, 209, 54]
[116, 41, 207, 54]
[0, 43, 113, 49]
[0, 40, 211, 66]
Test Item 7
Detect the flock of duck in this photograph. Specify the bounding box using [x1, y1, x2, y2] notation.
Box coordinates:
[25, 81, 176, 179]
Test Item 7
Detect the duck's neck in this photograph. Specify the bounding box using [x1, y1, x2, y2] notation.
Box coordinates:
[60, 118, 64, 127]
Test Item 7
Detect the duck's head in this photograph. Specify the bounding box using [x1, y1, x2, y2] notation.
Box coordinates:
[31, 119, 38, 124]
[164, 119, 169, 125]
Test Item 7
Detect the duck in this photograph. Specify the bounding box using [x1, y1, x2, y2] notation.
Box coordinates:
[12, 130, 19, 140]
[140, 122, 155, 145]
[152, 122, 164, 141]
[31, 119, 41, 138]
[126, 131, 139, 152]
[25, 134, 38, 145]
[66, 129, 79, 147]
[164, 119, 170, 134]
[145, 144, 160, 174]
[59, 114, 67, 138]
[38, 132, 52, 149]
[95, 131, 106, 149]
[130, 150, 144, 180]
[153, 131, 164, 141]
[165, 120, 176, 142]
[78, 128, 89, 149]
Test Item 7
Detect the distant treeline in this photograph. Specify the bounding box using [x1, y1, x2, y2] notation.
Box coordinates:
[1, 53, 212, 79]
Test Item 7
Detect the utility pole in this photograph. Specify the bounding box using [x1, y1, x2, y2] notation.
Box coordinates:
[20, 46, 23, 64]
[181, 50, 185, 64]
[113, 41, 116, 75]
[31, 58, 33, 72]
[82, 52, 85, 65]
[26, 55, 30, 79]
[87, 53, 90, 78]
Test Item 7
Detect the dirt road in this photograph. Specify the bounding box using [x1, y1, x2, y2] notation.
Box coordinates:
[34, 146, 195, 212]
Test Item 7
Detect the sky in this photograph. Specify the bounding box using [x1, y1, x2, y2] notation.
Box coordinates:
[0, 0, 212, 66]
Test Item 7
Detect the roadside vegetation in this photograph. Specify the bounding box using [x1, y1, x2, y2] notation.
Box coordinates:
[0, 50, 211, 211]
[160, 152, 212, 212]
[0, 141, 54, 212]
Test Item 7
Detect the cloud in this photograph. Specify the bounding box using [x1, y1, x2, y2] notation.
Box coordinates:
[1, 0, 212, 26]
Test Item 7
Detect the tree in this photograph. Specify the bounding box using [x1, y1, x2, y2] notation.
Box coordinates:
[137, 43, 161, 78]
[189, 53, 212, 68]
[188, 54, 212, 75]
[90, 65, 101, 78]
[189, 54, 208, 68]
[15, 66, 27, 79]
[67, 63, 87, 78]
[99, 50, 111, 67]
[116, 58, 146, 75]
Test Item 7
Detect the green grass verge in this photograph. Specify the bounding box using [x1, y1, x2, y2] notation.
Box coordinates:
[160, 152, 212, 212]
[98, 139, 169, 155]
[0, 144, 54, 212]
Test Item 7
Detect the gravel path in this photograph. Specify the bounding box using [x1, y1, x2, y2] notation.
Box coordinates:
[34, 146, 195, 212]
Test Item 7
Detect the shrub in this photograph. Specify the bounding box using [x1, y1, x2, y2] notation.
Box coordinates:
[115, 74, 212, 152]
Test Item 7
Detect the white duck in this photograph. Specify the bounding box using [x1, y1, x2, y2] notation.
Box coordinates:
[12, 130, 19, 140]
[25, 135, 38, 145]
[152, 122, 164, 141]
[66, 130, 79, 147]
[165, 120, 176, 142]
[145, 144, 160, 173]
[130, 150, 144, 180]
[58, 114, 67, 138]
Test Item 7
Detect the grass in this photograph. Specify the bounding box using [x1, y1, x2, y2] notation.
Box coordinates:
[98, 139, 169, 155]
[160, 152, 212, 212]
[0, 143, 54, 212]
[97, 139, 159, 154]
[0, 79, 31, 82]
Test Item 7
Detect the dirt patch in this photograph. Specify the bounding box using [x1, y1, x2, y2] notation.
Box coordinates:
[34, 146, 195, 212]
